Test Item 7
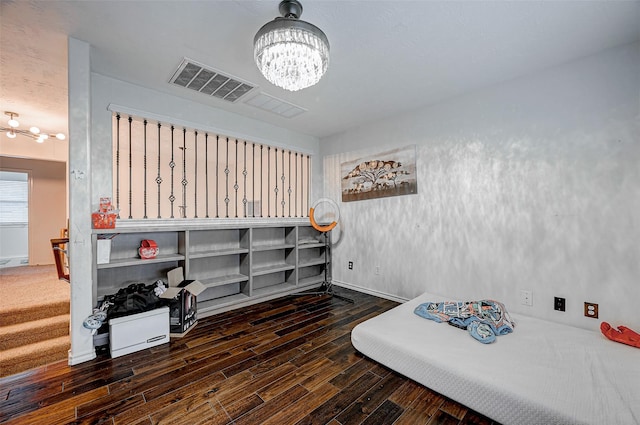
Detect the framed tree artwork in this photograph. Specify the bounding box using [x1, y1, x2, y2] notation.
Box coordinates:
[341, 145, 417, 202]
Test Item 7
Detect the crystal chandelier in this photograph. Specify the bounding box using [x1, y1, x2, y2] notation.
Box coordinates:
[254, 0, 330, 92]
[2, 111, 66, 143]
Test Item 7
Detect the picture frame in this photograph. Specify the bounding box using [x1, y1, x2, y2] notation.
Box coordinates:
[341, 145, 417, 202]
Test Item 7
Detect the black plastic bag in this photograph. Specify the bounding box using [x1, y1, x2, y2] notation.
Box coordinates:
[105, 282, 167, 319]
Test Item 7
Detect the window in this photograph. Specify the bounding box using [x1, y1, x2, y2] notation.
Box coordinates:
[0, 171, 28, 225]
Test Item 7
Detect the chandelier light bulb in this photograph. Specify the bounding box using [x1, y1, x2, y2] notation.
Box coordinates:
[7, 130, 16, 138]
[5, 111, 20, 128]
[56, 133, 66, 140]
[29, 126, 40, 134]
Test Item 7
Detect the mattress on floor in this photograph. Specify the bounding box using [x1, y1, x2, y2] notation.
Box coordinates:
[351, 292, 640, 425]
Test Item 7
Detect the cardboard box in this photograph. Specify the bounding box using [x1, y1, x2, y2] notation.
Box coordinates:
[109, 307, 169, 358]
[160, 267, 207, 337]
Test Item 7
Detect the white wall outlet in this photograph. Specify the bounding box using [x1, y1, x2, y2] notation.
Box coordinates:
[374, 265, 380, 275]
[520, 290, 533, 306]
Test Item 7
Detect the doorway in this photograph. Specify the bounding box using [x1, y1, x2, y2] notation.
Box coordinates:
[0, 157, 67, 267]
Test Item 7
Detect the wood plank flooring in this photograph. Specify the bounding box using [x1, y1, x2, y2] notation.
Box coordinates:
[0, 289, 500, 425]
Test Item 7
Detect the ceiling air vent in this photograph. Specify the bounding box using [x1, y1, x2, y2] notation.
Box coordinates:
[170, 58, 255, 103]
[244, 92, 306, 118]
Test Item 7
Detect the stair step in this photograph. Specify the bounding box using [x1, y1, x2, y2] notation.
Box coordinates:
[0, 336, 70, 378]
[0, 301, 69, 327]
[0, 314, 70, 350]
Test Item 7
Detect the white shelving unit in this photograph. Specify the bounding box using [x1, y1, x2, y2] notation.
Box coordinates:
[92, 220, 328, 318]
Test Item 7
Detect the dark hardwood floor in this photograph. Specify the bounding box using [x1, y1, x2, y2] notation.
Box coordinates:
[0, 289, 499, 425]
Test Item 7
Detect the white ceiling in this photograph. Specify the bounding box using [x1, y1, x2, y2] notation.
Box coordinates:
[1, 0, 639, 141]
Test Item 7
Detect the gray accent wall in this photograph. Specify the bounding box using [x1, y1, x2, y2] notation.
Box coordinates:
[321, 42, 640, 330]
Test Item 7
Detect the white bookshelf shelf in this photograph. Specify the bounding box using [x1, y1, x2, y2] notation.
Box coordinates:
[93, 221, 329, 321]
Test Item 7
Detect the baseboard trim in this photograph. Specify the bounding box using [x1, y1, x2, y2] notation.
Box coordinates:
[68, 348, 96, 366]
[332, 280, 409, 304]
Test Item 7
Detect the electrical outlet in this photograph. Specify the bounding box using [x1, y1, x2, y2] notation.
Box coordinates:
[348, 261, 353, 270]
[554, 297, 566, 312]
[584, 302, 598, 318]
[374, 266, 380, 275]
[520, 290, 533, 306]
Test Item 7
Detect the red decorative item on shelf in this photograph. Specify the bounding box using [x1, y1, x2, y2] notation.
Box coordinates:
[99, 197, 112, 212]
[92, 212, 117, 229]
[92, 196, 117, 229]
[139, 240, 159, 259]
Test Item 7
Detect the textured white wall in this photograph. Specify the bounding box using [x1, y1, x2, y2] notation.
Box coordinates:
[322, 42, 640, 330]
[68, 37, 96, 365]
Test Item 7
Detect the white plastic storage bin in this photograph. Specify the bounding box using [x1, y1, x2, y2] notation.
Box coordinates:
[109, 307, 169, 358]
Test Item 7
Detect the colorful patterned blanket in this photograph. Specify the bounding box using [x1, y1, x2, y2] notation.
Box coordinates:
[414, 299, 515, 343]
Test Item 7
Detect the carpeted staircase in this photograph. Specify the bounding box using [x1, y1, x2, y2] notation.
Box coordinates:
[0, 265, 70, 378]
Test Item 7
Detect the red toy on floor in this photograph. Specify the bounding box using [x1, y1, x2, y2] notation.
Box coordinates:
[600, 322, 640, 348]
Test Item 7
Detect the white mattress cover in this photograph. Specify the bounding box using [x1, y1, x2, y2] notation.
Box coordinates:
[351, 292, 640, 425]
